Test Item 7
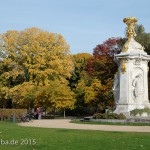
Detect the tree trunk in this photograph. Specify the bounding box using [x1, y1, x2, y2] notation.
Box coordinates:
[64, 109, 66, 118]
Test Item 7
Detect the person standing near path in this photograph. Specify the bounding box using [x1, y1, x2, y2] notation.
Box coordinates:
[37, 107, 42, 120]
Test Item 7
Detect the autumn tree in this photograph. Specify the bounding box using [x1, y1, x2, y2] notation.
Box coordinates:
[91, 37, 125, 82]
[0, 86, 9, 108]
[0, 28, 74, 109]
[69, 53, 92, 89]
[73, 76, 104, 115]
[72, 74, 92, 115]
[0, 60, 10, 108]
[81, 37, 126, 112]
[0, 28, 73, 86]
[8, 82, 36, 108]
[84, 78, 103, 109]
[67, 53, 94, 115]
[35, 79, 75, 116]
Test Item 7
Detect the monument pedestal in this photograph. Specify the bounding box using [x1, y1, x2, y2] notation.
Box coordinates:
[113, 17, 150, 116]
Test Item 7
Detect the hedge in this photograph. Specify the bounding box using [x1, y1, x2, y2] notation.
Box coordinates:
[93, 113, 126, 119]
[0, 109, 27, 121]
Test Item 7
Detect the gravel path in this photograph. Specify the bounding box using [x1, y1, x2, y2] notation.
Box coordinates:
[18, 119, 150, 133]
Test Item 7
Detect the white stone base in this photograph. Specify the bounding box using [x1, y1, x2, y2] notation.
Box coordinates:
[114, 103, 150, 117]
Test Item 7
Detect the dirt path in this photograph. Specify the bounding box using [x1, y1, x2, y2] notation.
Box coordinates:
[18, 119, 150, 133]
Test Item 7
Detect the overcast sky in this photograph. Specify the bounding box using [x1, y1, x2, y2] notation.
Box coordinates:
[0, 0, 150, 54]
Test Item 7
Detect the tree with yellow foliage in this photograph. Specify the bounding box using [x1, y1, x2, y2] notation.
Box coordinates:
[84, 78, 103, 104]
[0, 86, 9, 108]
[1, 28, 73, 85]
[35, 79, 75, 115]
[9, 82, 36, 108]
[0, 28, 74, 110]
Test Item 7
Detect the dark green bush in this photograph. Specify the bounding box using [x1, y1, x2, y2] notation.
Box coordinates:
[93, 113, 103, 119]
[93, 113, 126, 119]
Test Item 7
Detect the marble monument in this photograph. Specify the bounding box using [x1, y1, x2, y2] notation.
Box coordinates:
[113, 17, 150, 116]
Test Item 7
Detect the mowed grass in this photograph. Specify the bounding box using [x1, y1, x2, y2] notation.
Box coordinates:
[0, 122, 150, 150]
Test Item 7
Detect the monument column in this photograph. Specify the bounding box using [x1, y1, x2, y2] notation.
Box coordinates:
[113, 17, 150, 116]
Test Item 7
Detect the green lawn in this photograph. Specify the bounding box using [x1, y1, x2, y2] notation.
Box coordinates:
[0, 122, 150, 150]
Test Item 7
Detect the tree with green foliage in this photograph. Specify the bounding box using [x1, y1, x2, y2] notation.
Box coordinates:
[68, 53, 95, 115]
[135, 24, 150, 54]
[69, 53, 92, 89]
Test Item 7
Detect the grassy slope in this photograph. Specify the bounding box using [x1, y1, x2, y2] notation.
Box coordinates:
[0, 122, 150, 150]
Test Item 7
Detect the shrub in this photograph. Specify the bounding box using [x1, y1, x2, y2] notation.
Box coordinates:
[93, 113, 104, 119]
[118, 113, 126, 119]
[0, 109, 27, 121]
[93, 113, 126, 119]
[130, 108, 150, 116]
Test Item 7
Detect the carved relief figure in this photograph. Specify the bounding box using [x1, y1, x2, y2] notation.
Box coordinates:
[132, 73, 142, 100]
